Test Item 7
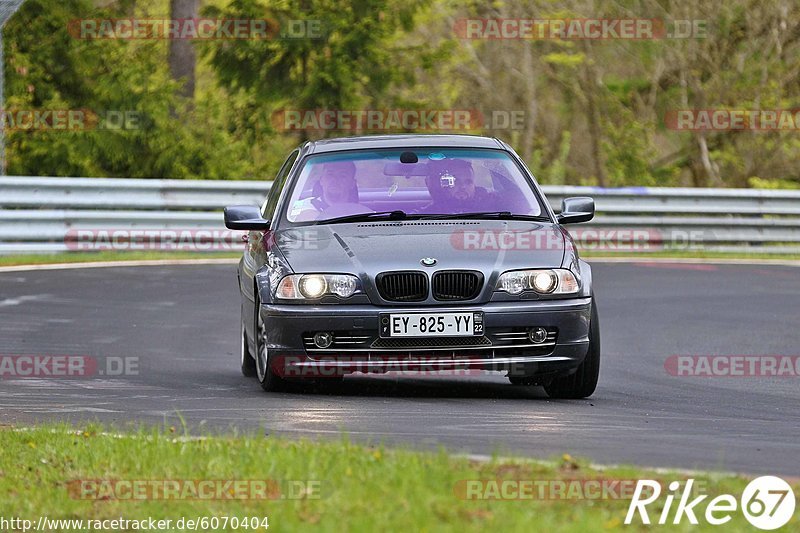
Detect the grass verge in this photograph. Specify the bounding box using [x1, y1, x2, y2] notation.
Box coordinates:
[581, 250, 800, 261]
[0, 251, 240, 267]
[0, 424, 791, 532]
[2, 250, 800, 268]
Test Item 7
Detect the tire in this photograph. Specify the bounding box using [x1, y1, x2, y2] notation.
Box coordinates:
[254, 298, 286, 392]
[240, 310, 257, 377]
[544, 300, 600, 399]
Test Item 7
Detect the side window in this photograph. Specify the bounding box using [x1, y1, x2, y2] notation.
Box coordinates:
[261, 150, 299, 219]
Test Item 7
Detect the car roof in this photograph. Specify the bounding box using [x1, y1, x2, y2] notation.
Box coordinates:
[303, 134, 508, 154]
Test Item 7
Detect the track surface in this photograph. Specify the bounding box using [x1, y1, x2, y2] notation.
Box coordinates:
[1, 262, 799, 475]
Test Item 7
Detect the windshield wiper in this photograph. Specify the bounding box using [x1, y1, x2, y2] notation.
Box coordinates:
[317, 210, 411, 225]
[419, 211, 551, 222]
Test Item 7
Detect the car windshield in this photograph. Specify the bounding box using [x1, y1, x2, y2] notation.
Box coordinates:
[282, 148, 547, 224]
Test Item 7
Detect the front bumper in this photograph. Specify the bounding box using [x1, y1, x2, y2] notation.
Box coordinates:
[261, 297, 592, 378]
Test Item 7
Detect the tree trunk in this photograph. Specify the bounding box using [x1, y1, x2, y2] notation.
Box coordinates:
[168, 0, 198, 98]
[581, 42, 606, 188]
[519, 42, 537, 164]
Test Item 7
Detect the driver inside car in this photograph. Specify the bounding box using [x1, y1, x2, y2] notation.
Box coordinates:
[421, 158, 501, 213]
[290, 160, 373, 221]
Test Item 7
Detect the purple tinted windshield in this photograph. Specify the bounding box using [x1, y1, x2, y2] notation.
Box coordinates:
[283, 148, 545, 223]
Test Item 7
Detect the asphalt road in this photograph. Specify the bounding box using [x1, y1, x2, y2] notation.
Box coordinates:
[1, 261, 799, 475]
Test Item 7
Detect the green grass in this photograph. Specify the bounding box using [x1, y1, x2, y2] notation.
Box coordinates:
[581, 250, 800, 261]
[2, 250, 799, 268]
[0, 424, 790, 532]
[0, 251, 240, 267]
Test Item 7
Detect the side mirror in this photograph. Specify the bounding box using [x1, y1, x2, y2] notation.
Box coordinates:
[223, 205, 271, 230]
[557, 197, 595, 224]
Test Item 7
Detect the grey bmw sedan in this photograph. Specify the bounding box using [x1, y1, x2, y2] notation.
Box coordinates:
[225, 134, 599, 398]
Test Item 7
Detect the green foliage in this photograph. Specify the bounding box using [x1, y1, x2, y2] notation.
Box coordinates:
[541, 52, 585, 67]
[748, 176, 800, 190]
[531, 131, 571, 185]
[5, 0, 254, 178]
[3, 0, 800, 188]
[199, 0, 427, 141]
[602, 113, 677, 188]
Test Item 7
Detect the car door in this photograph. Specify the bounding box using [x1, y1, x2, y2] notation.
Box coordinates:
[240, 149, 299, 306]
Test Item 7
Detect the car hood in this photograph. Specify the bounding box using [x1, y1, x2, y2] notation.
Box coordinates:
[274, 220, 567, 279]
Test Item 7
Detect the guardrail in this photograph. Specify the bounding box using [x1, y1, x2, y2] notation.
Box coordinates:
[2, 176, 800, 254]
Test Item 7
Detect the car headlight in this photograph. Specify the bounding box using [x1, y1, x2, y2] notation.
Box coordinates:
[276, 274, 360, 300]
[496, 269, 579, 295]
[299, 275, 327, 298]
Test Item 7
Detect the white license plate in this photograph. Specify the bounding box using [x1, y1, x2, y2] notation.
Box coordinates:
[380, 312, 483, 338]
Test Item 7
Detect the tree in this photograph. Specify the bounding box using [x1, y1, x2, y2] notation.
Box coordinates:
[168, 0, 199, 98]
[200, 0, 426, 141]
[4, 0, 251, 178]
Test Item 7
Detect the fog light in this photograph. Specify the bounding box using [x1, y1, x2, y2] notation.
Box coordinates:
[313, 332, 334, 349]
[528, 327, 548, 344]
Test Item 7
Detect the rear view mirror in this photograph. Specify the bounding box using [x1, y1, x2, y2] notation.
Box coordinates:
[383, 161, 428, 177]
[557, 197, 595, 224]
[223, 205, 271, 230]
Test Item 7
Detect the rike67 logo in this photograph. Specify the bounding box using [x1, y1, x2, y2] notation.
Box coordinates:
[625, 476, 796, 529]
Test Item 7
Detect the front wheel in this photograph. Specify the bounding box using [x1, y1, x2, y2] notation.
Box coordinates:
[543, 300, 600, 399]
[254, 299, 286, 392]
[240, 310, 257, 377]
